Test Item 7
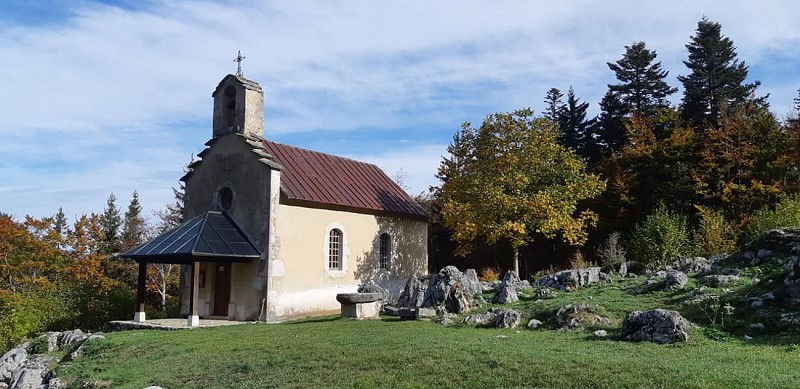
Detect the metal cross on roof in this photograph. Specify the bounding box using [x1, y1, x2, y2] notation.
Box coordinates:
[233, 50, 246, 77]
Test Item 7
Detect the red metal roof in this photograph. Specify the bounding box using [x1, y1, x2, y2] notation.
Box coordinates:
[262, 140, 428, 219]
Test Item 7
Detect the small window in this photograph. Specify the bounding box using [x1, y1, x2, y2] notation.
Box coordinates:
[221, 85, 236, 128]
[379, 233, 391, 271]
[328, 229, 343, 270]
[217, 187, 233, 210]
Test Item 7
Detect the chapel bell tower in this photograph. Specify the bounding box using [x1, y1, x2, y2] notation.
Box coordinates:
[211, 74, 264, 139]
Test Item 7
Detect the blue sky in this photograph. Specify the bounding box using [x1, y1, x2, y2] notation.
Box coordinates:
[1, 0, 799, 224]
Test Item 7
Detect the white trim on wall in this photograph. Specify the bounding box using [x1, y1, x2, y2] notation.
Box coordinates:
[323, 222, 348, 277]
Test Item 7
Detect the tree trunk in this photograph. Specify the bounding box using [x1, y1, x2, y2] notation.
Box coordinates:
[513, 247, 519, 275]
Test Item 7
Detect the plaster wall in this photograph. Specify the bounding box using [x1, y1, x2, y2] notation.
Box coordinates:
[180, 134, 272, 320]
[266, 204, 428, 320]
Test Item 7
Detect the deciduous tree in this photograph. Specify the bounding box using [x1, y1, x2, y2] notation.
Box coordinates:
[437, 109, 605, 273]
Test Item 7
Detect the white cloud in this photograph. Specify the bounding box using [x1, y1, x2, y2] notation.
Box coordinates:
[0, 0, 799, 219]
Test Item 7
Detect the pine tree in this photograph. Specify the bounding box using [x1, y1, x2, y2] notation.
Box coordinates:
[678, 17, 761, 127]
[99, 193, 122, 254]
[594, 90, 628, 155]
[543, 88, 564, 123]
[122, 191, 147, 251]
[52, 207, 68, 235]
[607, 41, 676, 115]
[790, 87, 800, 127]
[156, 186, 185, 233]
[558, 87, 596, 159]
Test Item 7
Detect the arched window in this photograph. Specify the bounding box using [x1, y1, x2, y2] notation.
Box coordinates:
[379, 233, 391, 271]
[328, 229, 343, 270]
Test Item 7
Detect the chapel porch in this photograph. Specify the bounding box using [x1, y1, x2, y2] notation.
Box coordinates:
[120, 211, 261, 327]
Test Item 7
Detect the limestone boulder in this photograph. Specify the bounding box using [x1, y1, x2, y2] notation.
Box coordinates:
[69, 335, 106, 361]
[535, 267, 603, 290]
[668, 257, 711, 273]
[704, 274, 740, 287]
[535, 288, 558, 300]
[665, 271, 688, 290]
[462, 269, 483, 296]
[9, 355, 54, 389]
[490, 282, 518, 304]
[421, 267, 477, 314]
[622, 309, 691, 344]
[0, 345, 28, 382]
[461, 312, 494, 326]
[491, 308, 521, 329]
[444, 282, 474, 314]
[398, 276, 426, 308]
[422, 266, 461, 307]
[526, 319, 543, 330]
[554, 304, 610, 330]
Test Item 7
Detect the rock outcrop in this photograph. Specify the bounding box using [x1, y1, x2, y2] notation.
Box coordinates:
[398, 267, 478, 314]
[490, 280, 519, 304]
[622, 309, 691, 344]
[398, 276, 426, 308]
[1, 330, 105, 389]
[665, 271, 688, 290]
[535, 267, 608, 290]
[554, 304, 611, 330]
[491, 308, 521, 329]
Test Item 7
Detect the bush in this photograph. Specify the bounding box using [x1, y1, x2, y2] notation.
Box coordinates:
[693, 206, 737, 256]
[596, 232, 626, 271]
[629, 205, 691, 270]
[478, 267, 501, 282]
[0, 288, 75, 353]
[743, 195, 800, 244]
[568, 250, 595, 269]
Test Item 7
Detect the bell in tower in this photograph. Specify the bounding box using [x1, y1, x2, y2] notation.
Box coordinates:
[211, 74, 264, 139]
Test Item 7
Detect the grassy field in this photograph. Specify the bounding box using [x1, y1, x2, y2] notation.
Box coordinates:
[59, 276, 800, 389]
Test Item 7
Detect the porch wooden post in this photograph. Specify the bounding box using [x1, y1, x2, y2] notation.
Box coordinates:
[187, 261, 200, 327]
[133, 261, 147, 322]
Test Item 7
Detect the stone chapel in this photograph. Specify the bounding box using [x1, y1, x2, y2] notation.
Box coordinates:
[123, 74, 428, 325]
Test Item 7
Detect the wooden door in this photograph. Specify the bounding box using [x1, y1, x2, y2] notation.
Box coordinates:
[213, 263, 231, 316]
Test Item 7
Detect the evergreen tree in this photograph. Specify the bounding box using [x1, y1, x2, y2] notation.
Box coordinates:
[594, 90, 628, 155]
[790, 87, 800, 127]
[558, 87, 596, 159]
[155, 187, 185, 233]
[122, 191, 147, 251]
[678, 17, 761, 127]
[607, 41, 676, 115]
[543, 88, 564, 123]
[52, 207, 68, 235]
[99, 193, 122, 254]
[795, 87, 800, 111]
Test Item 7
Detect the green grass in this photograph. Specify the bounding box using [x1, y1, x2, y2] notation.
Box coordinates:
[62, 316, 800, 388]
[57, 270, 800, 388]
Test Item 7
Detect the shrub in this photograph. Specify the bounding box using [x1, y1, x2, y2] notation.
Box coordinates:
[596, 232, 626, 271]
[629, 205, 691, 270]
[478, 267, 501, 282]
[0, 288, 75, 353]
[693, 206, 737, 256]
[742, 195, 800, 244]
[568, 250, 595, 269]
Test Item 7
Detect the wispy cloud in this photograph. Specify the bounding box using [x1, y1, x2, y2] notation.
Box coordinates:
[1, 0, 798, 219]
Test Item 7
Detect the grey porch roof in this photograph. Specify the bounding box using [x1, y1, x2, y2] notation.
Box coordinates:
[121, 211, 261, 264]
